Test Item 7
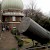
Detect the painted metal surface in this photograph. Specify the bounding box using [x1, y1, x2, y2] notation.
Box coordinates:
[1, 0, 23, 10]
[18, 17, 50, 44]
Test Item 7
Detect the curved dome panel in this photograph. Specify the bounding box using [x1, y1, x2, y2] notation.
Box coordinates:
[1, 0, 23, 10]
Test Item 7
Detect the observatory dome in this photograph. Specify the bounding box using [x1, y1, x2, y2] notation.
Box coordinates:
[1, 0, 23, 10]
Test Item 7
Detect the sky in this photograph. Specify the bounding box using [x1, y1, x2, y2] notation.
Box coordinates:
[36, 0, 50, 14]
[0, 0, 50, 14]
[22, 0, 50, 14]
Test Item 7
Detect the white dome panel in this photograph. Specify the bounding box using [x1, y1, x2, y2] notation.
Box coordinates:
[1, 0, 23, 10]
